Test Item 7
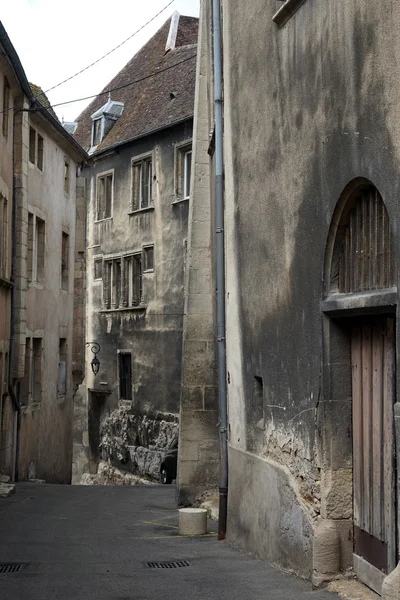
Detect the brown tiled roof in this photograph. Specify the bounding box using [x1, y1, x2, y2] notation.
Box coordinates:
[30, 83, 59, 121]
[73, 15, 198, 153]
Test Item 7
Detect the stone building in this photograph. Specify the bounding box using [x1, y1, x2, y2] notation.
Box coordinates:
[71, 13, 198, 483]
[179, 0, 400, 596]
[0, 22, 86, 483]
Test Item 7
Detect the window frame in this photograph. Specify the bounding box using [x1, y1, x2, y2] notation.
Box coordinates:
[64, 160, 70, 195]
[95, 169, 114, 221]
[130, 151, 155, 212]
[102, 252, 145, 310]
[143, 245, 154, 273]
[91, 117, 103, 148]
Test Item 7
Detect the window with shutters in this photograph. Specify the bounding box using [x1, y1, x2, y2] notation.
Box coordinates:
[103, 254, 143, 310]
[118, 352, 132, 400]
[131, 154, 153, 211]
[58, 338, 67, 396]
[96, 171, 113, 220]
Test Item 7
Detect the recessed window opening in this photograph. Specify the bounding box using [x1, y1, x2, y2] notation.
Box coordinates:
[22, 338, 42, 405]
[28, 214, 45, 283]
[94, 259, 103, 280]
[143, 246, 154, 272]
[61, 232, 69, 290]
[64, 162, 70, 194]
[132, 157, 153, 210]
[37, 135, 43, 171]
[119, 352, 132, 400]
[103, 254, 143, 309]
[58, 338, 67, 396]
[29, 127, 36, 164]
[0, 195, 8, 279]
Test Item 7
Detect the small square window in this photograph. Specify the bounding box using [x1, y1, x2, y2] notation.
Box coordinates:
[143, 246, 154, 272]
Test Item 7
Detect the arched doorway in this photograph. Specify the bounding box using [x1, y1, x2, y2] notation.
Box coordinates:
[322, 180, 398, 595]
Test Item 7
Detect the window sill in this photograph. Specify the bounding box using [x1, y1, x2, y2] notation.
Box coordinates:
[94, 217, 113, 224]
[128, 206, 155, 215]
[272, 0, 307, 27]
[21, 402, 41, 414]
[172, 197, 189, 205]
[100, 304, 147, 313]
[28, 281, 44, 290]
[0, 276, 12, 289]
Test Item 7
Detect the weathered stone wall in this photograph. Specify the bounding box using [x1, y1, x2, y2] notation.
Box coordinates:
[177, 0, 219, 506]
[221, 0, 400, 582]
[98, 406, 178, 481]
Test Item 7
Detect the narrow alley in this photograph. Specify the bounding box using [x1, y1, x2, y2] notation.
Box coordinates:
[0, 483, 334, 600]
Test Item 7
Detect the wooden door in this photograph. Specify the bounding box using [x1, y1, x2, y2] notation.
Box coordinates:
[351, 317, 397, 595]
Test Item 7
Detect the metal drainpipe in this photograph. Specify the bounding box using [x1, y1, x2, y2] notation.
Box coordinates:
[212, 0, 228, 541]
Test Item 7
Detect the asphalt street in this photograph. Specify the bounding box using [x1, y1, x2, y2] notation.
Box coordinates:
[0, 483, 336, 600]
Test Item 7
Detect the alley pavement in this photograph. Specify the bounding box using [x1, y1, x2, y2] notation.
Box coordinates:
[0, 483, 335, 600]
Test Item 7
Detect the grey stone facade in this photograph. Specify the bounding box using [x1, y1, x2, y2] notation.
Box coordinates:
[179, 0, 400, 593]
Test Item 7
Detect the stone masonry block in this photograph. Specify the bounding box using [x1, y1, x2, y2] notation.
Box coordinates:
[320, 468, 353, 519]
[181, 386, 204, 410]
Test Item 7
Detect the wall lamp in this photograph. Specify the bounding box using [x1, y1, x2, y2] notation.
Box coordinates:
[86, 342, 101, 375]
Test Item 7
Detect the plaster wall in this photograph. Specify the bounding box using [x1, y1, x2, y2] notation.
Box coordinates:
[73, 121, 193, 481]
[0, 53, 27, 477]
[222, 0, 400, 578]
[18, 114, 79, 483]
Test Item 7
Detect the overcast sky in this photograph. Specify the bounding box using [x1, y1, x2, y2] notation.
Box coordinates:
[1, 0, 200, 121]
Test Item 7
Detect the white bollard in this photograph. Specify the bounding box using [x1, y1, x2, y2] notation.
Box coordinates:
[178, 508, 208, 536]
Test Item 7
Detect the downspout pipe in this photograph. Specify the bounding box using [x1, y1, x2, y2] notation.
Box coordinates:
[212, 0, 228, 541]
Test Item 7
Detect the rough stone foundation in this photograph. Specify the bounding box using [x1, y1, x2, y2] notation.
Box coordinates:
[99, 407, 179, 481]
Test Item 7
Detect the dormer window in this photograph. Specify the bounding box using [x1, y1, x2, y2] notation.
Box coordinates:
[90, 98, 124, 153]
[92, 118, 102, 147]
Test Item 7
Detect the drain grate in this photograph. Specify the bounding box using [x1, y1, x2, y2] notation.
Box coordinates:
[0, 564, 24, 574]
[145, 560, 190, 569]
